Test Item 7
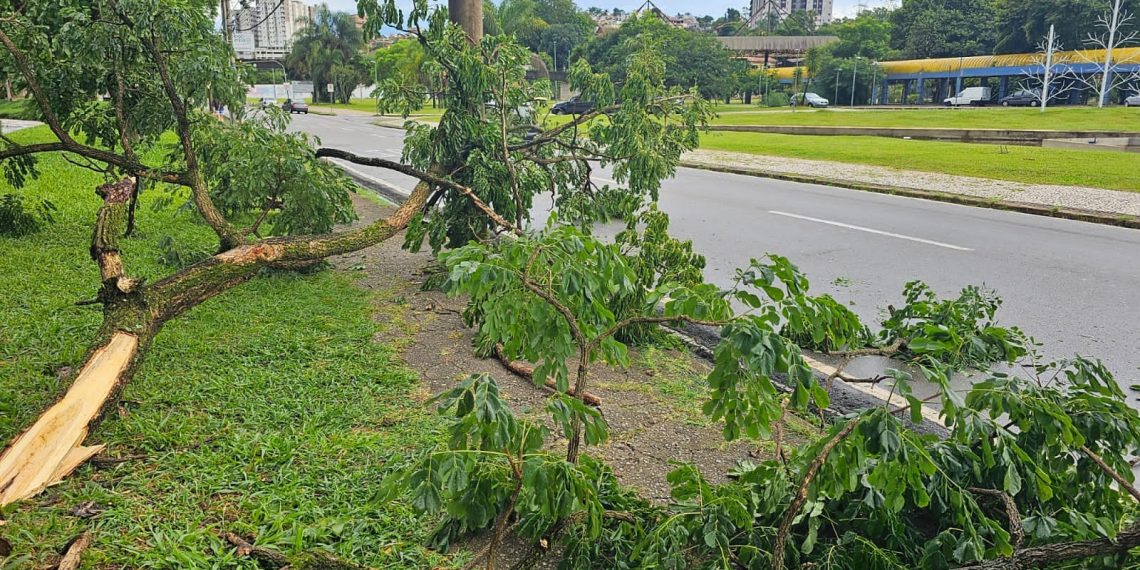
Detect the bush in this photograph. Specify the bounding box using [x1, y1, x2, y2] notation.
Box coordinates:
[764, 91, 790, 107]
[0, 193, 54, 237]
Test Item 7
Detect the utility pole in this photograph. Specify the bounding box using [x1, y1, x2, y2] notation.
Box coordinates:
[1041, 24, 1055, 113]
[449, 0, 483, 42]
[1099, 0, 1123, 107]
[851, 56, 861, 107]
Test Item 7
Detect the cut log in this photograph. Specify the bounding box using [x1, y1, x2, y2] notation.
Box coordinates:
[0, 332, 138, 506]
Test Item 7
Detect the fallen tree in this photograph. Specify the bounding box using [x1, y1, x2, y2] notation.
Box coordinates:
[0, 0, 710, 507]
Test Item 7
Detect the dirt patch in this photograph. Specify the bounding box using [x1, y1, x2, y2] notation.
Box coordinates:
[333, 193, 815, 565]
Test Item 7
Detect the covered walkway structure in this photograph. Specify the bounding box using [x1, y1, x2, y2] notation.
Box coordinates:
[772, 47, 1140, 105]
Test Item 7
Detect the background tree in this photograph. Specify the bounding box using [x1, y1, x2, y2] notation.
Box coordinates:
[890, 0, 999, 58]
[578, 14, 739, 101]
[818, 8, 895, 60]
[994, 0, 1140, 54]
[286, 5, 365, 103]
[776, 9, 820, 36]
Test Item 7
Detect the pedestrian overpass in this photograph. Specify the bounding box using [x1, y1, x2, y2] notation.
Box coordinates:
[770, 47, 1140, 104]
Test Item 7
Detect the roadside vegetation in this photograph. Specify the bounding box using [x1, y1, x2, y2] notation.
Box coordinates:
[709, 106, 1140, 132]
[701, 131, 1140, 191]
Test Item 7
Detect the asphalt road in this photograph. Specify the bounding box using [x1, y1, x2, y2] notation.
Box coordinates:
[291, 112, 1140, 388]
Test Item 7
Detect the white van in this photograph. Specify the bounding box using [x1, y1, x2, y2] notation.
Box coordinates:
[944, 87, 991, 107]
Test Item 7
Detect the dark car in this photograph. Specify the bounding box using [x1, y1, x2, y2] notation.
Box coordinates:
[282, 99, 309, 114]
[1000, 89, 1040, 107]
[551, 96, 594, 115]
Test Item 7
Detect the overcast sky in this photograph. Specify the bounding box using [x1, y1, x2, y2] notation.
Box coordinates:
[318, 0, 883, 22]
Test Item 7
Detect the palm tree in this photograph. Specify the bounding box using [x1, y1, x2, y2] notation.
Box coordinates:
[286, 5, 364, 103]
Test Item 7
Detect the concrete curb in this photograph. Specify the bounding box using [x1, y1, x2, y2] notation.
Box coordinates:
[707, 124, 1140, 145]
[680, 161, 1140, 230]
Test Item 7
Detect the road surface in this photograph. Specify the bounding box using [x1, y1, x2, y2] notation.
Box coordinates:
[292, 113, 1140, 388]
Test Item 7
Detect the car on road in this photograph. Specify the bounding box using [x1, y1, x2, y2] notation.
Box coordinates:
[1126, 93, 1140, 107]
[944, 86, 992, 106]
[1000, 89, 1041, 106]
[283, 99, 309, 114]
[551, 96, 594, 115]
[792, 92, 829, 108]
[258, 97, 277, 109]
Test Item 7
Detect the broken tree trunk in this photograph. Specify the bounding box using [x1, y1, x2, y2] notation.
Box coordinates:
[0, 178, 432, 507]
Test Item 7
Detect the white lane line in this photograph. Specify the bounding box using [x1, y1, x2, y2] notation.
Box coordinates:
[768, 210, 974, 252]
[327, 159, 411, 196]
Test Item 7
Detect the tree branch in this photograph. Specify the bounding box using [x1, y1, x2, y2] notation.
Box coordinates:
[772, 417, 863, 569]
[315, 147, 522, 235]
[968, 487, 1024, 551]
[148, 178, 433, 323]
[1080, 445, 1140, 503]
[492, 344, 602, 406]
[954, 525, 1140, 569]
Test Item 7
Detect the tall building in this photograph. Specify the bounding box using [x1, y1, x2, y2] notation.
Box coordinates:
[749, 0, 834, 27]
[232, 0, 311, 60]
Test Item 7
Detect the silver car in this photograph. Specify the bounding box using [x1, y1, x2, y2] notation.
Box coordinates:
[1126, 93, 1140, 107]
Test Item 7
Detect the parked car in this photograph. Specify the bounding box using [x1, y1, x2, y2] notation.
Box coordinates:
[1000, 89, 1041, 107]
[283, 99, 309, 114]
[1126, 93, 1140, 107]
[944, 86, 992, 106]
[792, 92, 829, 108]
[551, 96, 595, 115]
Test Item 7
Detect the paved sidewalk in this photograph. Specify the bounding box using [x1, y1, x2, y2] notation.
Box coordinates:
[0, 119, 41, 134]
[682, 148, 1140, 220]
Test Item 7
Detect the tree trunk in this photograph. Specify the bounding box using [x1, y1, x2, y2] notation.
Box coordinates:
[449, 0, 483, 42]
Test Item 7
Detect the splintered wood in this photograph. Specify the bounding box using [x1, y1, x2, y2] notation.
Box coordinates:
[0, 332, 138, 506]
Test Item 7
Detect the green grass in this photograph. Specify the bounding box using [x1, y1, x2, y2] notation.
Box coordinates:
[0, 99, 35, 120]
[700, 131, 1140, 192]
[709, 106, 1140, 132]
[305, 98, 447, 117]
[0, 127, 448, 568]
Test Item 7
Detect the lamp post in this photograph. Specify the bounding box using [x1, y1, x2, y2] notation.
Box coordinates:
[834, 68, 840, 105]
[851, 56, 861, 107]
[870, 61, 878, 105]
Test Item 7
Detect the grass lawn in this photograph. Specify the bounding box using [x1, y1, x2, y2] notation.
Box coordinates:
[0, 99, 34, 120]
[305, 98, 447, 117]
[700, 131, 1140, 192]
[708, 106, 1140, 132]
[0, 127, 448, 568]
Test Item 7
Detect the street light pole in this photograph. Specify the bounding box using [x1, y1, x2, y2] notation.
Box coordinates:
[870, 62, 877, 105]
[851, 56, 861, 107]
[834, 68, 840, 104]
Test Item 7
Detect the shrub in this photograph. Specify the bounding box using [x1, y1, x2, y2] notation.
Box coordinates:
[764, 91, 790, 107]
